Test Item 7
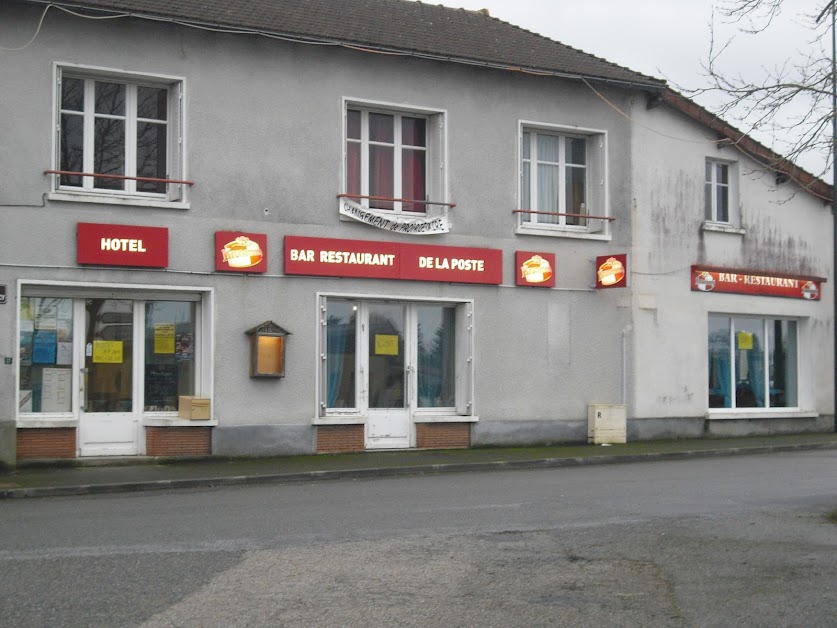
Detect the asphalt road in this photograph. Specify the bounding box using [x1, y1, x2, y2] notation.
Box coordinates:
[1, 449, 836, 627]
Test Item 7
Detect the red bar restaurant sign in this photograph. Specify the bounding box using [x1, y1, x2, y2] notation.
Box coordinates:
[691, 266, 823, 300]
[515, 251, 555, 288]
[215, 232, 268, 273]
[284, 236, 502, 284]
[77, 222, 168, 268]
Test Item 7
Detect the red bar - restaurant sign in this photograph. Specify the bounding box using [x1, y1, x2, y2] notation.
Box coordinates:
[77, 223, 168, 268]
[691, 266, 823, 300]
[285, 236, 502, 284]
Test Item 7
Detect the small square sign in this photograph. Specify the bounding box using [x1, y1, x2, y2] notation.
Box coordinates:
[515, 252, 556, 288]
[216, 232, 268, 273]
[595, 254, 628, 289]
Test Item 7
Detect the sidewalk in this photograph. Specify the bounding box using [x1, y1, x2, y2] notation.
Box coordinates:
[2, 432, 837, 499]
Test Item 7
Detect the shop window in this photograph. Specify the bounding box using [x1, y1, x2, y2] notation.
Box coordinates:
[144, 301, 196, 411]
[704, 159, 739, 226]
[50, 66, 187, 205]
[18, 297, 74, 413]
[708, 314, 798, 409]
[320, 297, 472, 416]
[517, 124, 608, 238]
[18, 291, 205, 418]
[343, 102, 445, 214]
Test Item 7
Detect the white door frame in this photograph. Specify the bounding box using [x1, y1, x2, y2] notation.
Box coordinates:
[76, 299, 141, 456]
[364, 302, 414, 449]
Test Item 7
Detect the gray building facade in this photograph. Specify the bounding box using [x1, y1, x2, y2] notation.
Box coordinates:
[0, 0, 832, 467]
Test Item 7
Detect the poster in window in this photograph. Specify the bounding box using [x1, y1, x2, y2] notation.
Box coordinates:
[56, 342, 73, 365]
[20, 298, 34, 321]
[154, 323, 176, 354]
[176, 332, 193, 361]
[56, 319, 72, 342]
[93, 340, 123, 363]
[737, 332, 754, 350]
[19, 330, 33, 366]
[32, 330, 57, 364]
[375, 334, 399, 356]
[41, 367, 72, 413]
[35, 303, 57, 330]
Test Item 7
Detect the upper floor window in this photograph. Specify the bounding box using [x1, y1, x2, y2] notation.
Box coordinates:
[51, 67, 187, 205]
[517, 124, 609, 239]
[704, 159, 740, 230]
[343, 102, 446, 214]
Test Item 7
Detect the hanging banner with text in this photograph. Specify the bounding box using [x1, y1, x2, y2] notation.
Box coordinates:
[339, 198, 451, 235]
[691, 266, 823, 300]
[284, 236, 502, 284]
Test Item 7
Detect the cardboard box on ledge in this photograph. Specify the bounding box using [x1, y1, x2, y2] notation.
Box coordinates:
[178, 396, 210, 420]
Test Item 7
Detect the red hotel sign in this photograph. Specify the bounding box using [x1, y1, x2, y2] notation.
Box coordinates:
[691, 266, 823, 300]
[284, 236, 502, 284]
[77, 223, 168, 268]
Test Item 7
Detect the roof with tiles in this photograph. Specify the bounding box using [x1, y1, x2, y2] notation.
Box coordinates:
[15, 0, 666, 88]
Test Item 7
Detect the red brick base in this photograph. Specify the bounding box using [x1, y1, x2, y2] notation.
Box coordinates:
[316, 424, 365, 453]
[416, 422, 471, 449]
[17, 428, 77, 460]
[146, 427, 212, 457]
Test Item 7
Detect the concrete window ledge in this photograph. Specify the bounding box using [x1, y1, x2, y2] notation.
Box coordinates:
[143, 417, 219, 427]
[16, 418, 77, 429]
[707, 411, 819, 420]
[413, 415, 479, 423]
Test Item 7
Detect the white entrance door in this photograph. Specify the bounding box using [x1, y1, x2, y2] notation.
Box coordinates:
[78, 299, 140, 456]
[366, 303, 412, 449]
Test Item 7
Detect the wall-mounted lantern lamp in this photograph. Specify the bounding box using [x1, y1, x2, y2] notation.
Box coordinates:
[245, 321, 291, 378]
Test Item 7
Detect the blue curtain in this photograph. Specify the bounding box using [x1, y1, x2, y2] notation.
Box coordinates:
[747, 334, 765, 407]
[326, 324, 347, 408]
[711, 353, 731, 408]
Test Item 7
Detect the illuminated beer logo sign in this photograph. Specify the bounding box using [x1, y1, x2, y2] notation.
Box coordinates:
[215, 232, 268, 273]
[595, 254, 628, 289]
[801, 281, 820, 300]
[520, 255, 553, 284]
[694, 271, 716, 292]
[221, 236, 263, 268]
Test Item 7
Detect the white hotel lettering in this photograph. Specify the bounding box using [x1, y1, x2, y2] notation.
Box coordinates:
[101, 238, 147, 252]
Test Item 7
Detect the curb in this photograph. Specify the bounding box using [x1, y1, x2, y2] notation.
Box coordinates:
[2, 441, 836, 500]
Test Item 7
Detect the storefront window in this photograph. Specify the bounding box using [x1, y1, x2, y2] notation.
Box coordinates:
[326, 300, 357, 408]
[417, 305, 456, 407]
[19, 297, 74, 413]
[144, 301, 196, 411]
[708, 315, 797, 409]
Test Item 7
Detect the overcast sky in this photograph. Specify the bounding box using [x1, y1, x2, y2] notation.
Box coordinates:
[422, 0, 827, 175]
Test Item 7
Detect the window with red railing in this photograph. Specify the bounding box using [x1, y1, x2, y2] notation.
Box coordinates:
[47, 67, 189, 203]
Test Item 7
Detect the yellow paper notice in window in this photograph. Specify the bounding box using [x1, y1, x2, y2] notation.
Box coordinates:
[375, 334, 399, 356]
[737, 331, 753, 350]
[154, 324, 176, 354]
[93, 340, 123, 364]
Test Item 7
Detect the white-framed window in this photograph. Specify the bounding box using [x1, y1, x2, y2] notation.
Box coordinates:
[517, 123, 609, 238]
[318, 295, 473, 417]
[16, 282, 212, 419]
[50, 65, 187, 206]
[343, 100, 446, 214]
[705, 159, 737, 224]
[708, 314, 798, 410]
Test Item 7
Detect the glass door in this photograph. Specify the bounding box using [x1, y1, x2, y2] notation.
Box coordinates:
[366, 303, 411, 448]
[78, 299, 139, 455]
